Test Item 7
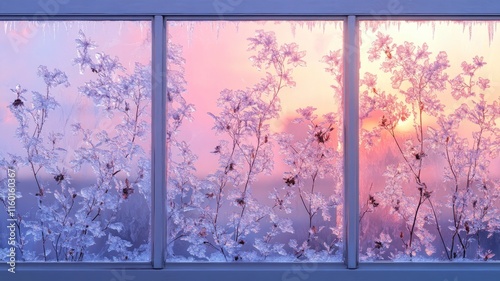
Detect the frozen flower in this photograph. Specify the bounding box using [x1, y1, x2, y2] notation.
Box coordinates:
[361, 72, 377, 88]
[37, 66, 70, 88]
[473, 55, 486, 67]
[478, 77, 490, 90]
[368, 32, 393, 62]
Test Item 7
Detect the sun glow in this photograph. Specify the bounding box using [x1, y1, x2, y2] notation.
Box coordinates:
[396, 117, 414, 132]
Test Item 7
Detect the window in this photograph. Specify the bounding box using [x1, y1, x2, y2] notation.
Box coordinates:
[166, 20, 344, 262]
[1, 21, 152, 263]
[359, 20, 500, 262]
[1, 1, 500, 280]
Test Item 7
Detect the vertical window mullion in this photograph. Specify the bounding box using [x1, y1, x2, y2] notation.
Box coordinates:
[152, 14, 166, 269]
[343, 15, 360, 269]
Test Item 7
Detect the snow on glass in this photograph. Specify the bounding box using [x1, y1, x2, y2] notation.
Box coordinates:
[360, 21, 500, 261]
[0, 22, 151, 261]
[166, 21, 344, 262]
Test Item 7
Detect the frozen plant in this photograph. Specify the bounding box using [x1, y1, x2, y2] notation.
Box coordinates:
[360, 32, 500, 260]
[198, 30, 306, 261]
[165, 35, 201, 259]
[0, 30, 151, 262]
[276, 107, 342, 259]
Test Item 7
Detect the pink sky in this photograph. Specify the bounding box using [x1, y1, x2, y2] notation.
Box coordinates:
[0, 21, 151, 179]
[3, 19, 498, 198]
[1, 19, 500, 260]
[2, 20, 499, 203]
[358, 21, 500, 259]
[168, 21, 344, 176]
[359, 21, 500, 196]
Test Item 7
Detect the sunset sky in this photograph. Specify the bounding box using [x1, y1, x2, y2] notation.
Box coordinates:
[0, 21, 151, 179]
[168, 21, 344, 176]
[2, 19, 499, 212]
[1, 20, 500, 260]
[359, 21, 500, 196]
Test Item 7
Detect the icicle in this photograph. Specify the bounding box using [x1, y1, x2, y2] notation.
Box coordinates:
[488, 21, 494, 46]
[215, 21, 222, 39]
[372, 21, 376, 32]
[495, 21, 498, 43]
[306, 20, 311, 30]
[187, 22, 195, 47]
[290, 22, 296, 37]
[42, 22, 46, 40]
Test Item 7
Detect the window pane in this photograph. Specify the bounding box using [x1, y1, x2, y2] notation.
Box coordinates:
[0, 21, 152, 262]
[359, 21, 500, 261]
[166, 21, 344, 262]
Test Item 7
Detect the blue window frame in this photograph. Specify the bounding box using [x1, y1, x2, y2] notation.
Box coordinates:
[1, 1, 500, 280]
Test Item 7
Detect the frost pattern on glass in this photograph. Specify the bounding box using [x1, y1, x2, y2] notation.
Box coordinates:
[359, 21, 500, 261]
[0, 22, 151, 262]
[166, 21, 344, 262]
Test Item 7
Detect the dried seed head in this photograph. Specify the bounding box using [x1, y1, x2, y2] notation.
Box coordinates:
[54, 174, 65, 184]
[13, 98, 24, 107]
[384, 47, 392, 59]
[236, 198, 245, 206]
[211, 146, 221, 154]
[284, 176, 296, 187]
[380, 115, 388, 127]
[122, 187, 134, 199]
[369, 195, 379, 207]
[424, 190, 432, 199]
[122, 179, 134, 199]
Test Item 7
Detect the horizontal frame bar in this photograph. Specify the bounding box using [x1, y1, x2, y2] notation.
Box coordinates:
[357, 15, 500, 20]
[0, 16, 151, 20]
[2, 0, 500, 16]
[164, 15, 346, 21]
[3, 15, 500, 22]
[0, 262, 151, 269]
[2, 263, 500, 281]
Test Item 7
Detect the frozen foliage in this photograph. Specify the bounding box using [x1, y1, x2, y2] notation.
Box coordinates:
[0, 31, 151, 261]
[166, 29, 344, 262]
[360, 31, 500, 261]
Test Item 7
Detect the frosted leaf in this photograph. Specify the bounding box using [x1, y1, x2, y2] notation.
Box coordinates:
[37, 66, 70, 88]
[108, 222, 124, 232]
[106, 234, 132, 253]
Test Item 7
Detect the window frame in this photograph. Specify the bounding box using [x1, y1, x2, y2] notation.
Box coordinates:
[2, 1, 500, 280]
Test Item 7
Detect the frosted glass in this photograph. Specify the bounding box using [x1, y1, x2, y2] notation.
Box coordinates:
[359, 21, 500, 262]
[0, 21, 152, 262]
[166, 21, 344, 262]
